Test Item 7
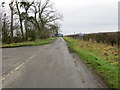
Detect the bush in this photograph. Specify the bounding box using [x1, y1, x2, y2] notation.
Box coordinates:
[66, 32, 119, 46]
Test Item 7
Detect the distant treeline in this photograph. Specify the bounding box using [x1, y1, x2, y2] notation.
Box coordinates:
[66, 32, 120, 46]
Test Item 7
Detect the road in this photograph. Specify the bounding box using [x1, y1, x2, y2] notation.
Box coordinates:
[2, 37, 105, 88]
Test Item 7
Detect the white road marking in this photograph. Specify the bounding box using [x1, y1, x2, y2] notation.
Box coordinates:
[2, 49, 41, 81]
[10, 71, 14, 74]
[2, 78, 5, 81]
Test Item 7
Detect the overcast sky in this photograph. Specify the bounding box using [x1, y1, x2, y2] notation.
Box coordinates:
[51, 0, 119, 35]
[1, 0, 119, 35]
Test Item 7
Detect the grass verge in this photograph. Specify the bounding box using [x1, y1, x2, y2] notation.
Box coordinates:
[63, 37, 118, 88]
[1, 37, 57, 48]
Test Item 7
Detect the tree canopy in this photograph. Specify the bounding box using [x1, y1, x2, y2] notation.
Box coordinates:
[1, 0, 62, 44]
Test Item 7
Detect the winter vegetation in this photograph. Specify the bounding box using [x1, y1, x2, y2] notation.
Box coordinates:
[1, 0, 62, 45]
[64, 37, 119, 88]
[66, 32, 119, 46]
[1, 37, 57, 48]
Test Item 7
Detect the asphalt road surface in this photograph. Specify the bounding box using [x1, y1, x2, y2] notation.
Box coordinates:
[2, 37, 105, 88]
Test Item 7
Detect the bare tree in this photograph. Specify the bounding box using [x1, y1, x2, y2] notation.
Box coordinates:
[38, 0, 62, 33]
[29, 0, 62, 38]
[20, 0, 33, 40]
[2, 0, 62, 44]
[9, 1, 15, 43]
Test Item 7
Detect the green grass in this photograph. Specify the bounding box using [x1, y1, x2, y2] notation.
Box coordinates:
[64, 37, 119, 88]
[1, 37, 57, 48]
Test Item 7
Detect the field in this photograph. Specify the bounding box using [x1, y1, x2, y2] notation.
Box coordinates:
[64, 37, 119, 88]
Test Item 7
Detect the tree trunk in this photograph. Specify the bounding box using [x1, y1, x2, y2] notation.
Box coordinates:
[25, 10, 28, 40]
[25, 17, 28, 40]
[10, 8, 13, 43]
[16, 2, 24, 40]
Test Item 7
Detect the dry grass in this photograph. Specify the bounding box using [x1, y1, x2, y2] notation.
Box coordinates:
[64, 37, 119, 88]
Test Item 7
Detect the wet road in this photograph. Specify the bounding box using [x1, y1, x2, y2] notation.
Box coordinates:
[2, 37, 105, 88]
